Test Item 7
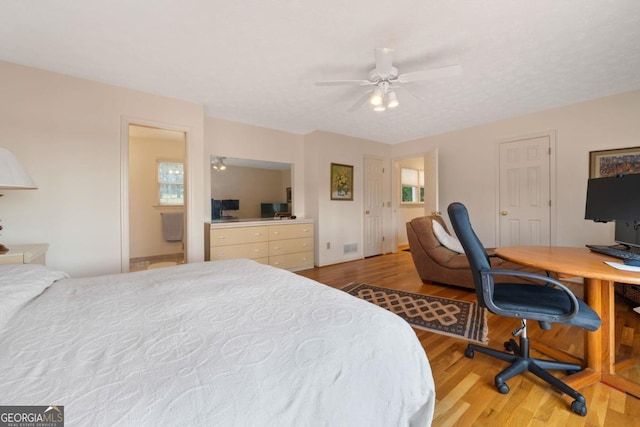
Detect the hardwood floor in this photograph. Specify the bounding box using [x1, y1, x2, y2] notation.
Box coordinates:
[297, 252, 640, 427]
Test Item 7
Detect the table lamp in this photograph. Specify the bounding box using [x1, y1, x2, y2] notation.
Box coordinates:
[0, 148, 37, 253]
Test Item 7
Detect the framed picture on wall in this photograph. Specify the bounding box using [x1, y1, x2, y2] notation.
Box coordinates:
[330, 163, 353, 200]
[589, 146, 640, 178]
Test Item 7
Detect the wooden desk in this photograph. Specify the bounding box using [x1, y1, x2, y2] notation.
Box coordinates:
[494, 246, 640, 398]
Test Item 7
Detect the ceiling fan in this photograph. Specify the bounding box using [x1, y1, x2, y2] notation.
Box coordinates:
[315, 48, 462, 112]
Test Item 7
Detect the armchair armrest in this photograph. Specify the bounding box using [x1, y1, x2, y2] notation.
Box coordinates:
[479, 269, 580, 324]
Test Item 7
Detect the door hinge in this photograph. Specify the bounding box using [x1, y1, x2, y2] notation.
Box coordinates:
[548, 147, 551, 155]
[382, 236, 385, 241]
[549, 200, 552, 206]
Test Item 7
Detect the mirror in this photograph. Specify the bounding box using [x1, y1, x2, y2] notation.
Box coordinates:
[210, 156, 292, 221]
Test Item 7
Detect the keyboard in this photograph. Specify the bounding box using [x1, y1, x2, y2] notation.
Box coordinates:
[586, 244, 640, 262]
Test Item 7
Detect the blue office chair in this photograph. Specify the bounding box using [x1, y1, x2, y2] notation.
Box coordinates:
[447, 202, 601, 416]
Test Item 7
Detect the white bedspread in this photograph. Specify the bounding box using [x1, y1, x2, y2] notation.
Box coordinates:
[0, 260, 435, 426]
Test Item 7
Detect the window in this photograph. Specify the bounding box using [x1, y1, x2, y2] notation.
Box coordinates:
[158, 161, 184, 205]
[401, 167, 424, 203]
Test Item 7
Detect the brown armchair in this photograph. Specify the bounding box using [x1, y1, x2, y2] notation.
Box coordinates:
[406, 215, 544, 289]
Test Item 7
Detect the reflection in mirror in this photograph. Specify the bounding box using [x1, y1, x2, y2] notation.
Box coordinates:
[210, 157, 292, 221]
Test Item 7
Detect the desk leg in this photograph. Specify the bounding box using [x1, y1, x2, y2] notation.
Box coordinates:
[584, 278, 604, 375]
[564, 277, 604, 390]
[600, 279, 615, 376]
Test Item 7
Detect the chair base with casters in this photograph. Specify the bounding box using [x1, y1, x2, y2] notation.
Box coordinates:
[464, 319, 587, 416]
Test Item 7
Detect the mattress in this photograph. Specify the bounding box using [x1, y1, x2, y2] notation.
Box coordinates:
[0, 260, 435, 426]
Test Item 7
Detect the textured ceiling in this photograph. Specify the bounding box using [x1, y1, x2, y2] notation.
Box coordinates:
[2, 1, 640, 144]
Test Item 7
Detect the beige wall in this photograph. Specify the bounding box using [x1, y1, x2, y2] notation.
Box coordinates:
[392, 90, 640, 248]
[0, 61, 204, 277]
[129, 127, 185, 258]
[4, 60, 640, 275]
[204, 117, 305, 218]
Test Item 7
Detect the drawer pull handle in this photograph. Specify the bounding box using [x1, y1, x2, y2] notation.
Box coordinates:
[273, 246, 281, 250]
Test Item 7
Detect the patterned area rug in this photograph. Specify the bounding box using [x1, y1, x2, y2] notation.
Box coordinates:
[342, 283, 489, 344]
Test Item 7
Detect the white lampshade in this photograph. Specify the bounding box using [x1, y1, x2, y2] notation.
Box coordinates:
[0, 148, 37, 189]
[387, 91, 399, 108]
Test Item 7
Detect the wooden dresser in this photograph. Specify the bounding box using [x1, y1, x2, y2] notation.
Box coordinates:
[205, 219, 314, 271]
[0, 243, 49, 265]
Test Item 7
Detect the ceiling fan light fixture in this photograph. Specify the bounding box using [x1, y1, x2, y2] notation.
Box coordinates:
[373, 104, 386, 112]
[369, 87, 384, 106]
[211, 156, 227, 171]
[387, 91, 399, 108]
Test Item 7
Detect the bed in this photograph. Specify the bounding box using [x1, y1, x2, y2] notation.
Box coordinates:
[0, 260, 435, 426]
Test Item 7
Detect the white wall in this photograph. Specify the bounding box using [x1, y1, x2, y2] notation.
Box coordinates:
[304, 131, 392, 266]
[391, 90, 640, 248]
[0, 61, 204, 277]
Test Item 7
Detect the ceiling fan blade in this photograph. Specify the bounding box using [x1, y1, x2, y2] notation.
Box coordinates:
[347, 90, 374, 112]
[395, 85, 424, 104]
[397, 64, 462, 83]
[375, 48, 394, 77]
[315, 79, 372, 86]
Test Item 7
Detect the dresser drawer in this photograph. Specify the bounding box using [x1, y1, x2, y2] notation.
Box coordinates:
[269, 223, 314, 241]
[269, 251, 314, 270]
[209, 242, 269, 260]
[210, 226, 269, 247]
[268, 237, 313, 256]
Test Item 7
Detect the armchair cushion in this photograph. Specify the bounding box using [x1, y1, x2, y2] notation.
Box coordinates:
[432, 220, 465, 253]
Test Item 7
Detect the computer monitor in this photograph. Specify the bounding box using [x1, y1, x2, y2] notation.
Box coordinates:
[584, 174, 640, 222]
[221, 199, 239, 211]
[615, 220, 640, 249]
[211, 199, 239, 220]
[261, 203, 289, 218]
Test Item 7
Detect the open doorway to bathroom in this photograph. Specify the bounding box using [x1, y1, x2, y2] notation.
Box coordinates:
[128, 125, 186, 271]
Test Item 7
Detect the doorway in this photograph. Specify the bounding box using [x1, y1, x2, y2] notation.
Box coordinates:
[127, 124, 187, 271]
[393, 149, 439, 250]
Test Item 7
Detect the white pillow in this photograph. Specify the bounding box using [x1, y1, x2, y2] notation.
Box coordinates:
[432, 220, 465, 254]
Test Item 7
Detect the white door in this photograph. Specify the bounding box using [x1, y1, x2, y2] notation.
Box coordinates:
[498, 136, 551, 246]
[363, 157, 384, 257]
[423, 148, 439, 216]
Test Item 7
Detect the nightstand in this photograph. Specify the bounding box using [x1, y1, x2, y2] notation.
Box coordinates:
[0, 244, 49, 265]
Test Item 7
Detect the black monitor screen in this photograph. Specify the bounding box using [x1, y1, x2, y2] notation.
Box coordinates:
[584, 174, 640, 222]
[221, 199, 239, 210]
[615, 220, 640, 248]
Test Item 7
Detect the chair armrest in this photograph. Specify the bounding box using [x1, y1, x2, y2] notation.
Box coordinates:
[480, 269, 580, 323]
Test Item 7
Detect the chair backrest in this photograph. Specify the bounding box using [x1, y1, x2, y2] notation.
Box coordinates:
[447, 202, 492, 306]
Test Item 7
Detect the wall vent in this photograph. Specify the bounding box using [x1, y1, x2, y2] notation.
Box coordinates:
[344, 243, 358, 254]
